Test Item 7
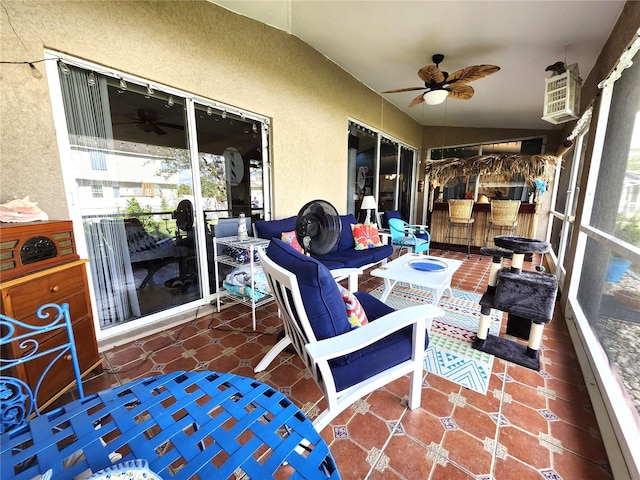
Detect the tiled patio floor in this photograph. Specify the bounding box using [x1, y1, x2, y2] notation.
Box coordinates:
[82, 249, 611, 479]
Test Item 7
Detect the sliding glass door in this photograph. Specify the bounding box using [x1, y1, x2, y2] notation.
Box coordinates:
[348, 123, 378, 221]
[347, 120, 417, 224]
[47, 52, 270, 334]
[398, 145, 416, 221]
[379, 139, 400, 213]
[194, 103, 269, 292]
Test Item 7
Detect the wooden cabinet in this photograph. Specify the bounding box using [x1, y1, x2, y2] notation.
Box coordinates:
[1, 238, 102, 409]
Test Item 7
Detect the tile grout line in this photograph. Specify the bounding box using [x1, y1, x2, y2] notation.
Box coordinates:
[489, 360, 509, 479]
[364, 403, 410, 480]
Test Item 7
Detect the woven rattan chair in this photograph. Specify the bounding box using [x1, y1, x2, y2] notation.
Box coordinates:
[445, 199, 475, 257]
[484, 200, 521, 247]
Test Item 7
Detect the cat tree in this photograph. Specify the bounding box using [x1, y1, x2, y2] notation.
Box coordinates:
[473, 236, 558, 371]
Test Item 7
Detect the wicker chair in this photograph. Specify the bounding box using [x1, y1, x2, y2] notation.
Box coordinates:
[445, 199, 475, 257]
[484, 200, 521, 247]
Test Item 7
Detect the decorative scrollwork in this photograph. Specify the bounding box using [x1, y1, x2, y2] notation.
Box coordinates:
[1, 303, 77, 434]
[0, 377, 34, 434]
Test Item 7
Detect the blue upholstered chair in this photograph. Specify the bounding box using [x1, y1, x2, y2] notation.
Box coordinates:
[388, 218, 431, 256]
[254, 239, 443, 431]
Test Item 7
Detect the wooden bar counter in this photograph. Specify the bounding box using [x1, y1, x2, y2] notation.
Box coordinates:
[430, 201, 537, 249]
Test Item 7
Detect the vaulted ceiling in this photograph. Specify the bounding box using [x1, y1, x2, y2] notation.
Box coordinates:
[210, 1, 625, 130]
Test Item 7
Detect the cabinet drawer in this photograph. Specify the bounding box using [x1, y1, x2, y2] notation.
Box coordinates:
[14, 291, 89, 333]
[4, 266, 86, 319]
[19, 316, 99, 405]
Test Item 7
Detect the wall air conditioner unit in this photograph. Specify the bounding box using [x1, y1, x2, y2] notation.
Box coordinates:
[542, 63, 581, 125]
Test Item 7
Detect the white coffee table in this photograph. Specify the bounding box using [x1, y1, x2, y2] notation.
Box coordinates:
[370, 253, 463, 305]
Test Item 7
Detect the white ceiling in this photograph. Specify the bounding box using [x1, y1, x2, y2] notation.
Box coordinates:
[210, 0, 625, 130]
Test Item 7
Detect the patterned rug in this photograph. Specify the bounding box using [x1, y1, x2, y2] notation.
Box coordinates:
[369, 283, 502, 395]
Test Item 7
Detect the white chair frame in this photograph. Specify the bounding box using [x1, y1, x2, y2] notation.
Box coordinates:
[254, 249, 443, 431]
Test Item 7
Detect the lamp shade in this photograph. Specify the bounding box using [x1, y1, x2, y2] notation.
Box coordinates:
[423, 89, 449, 105]
[360, 196, 377, 210]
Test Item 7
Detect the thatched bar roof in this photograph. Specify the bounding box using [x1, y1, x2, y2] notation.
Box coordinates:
[425, 154, 559, 185]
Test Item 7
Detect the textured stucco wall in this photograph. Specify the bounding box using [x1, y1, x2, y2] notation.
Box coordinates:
[0, 0, 422, 219]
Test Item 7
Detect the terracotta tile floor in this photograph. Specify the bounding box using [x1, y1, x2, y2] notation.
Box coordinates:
[85, 249, 612, 479]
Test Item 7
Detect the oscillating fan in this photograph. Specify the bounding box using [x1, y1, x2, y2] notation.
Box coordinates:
[165, 199, 196, 289]
[295, 200, 342, 255]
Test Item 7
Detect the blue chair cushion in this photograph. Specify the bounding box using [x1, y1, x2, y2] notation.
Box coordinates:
[329, 326, 428, 391]
[267, 240, 429, 387]
[332, 291, 430, 391]
[314, 246, 393, 268]
[254, 216, 297, 240]
[335, 214, 360, 251]
[353, 291, 395, 320]
[266, 239, 351, 341]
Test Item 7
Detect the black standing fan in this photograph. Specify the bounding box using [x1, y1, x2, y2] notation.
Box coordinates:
[295, 200, 342, 255]
[165, 199, 196, 289]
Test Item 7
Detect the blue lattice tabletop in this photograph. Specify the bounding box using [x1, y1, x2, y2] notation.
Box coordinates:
[1, 371, 340, 479]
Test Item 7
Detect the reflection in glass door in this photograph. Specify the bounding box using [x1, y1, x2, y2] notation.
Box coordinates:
[398, 146, 415, 221]
[379, 139, 399, 214]
[348, 123, 378, 220]
[347, 120, 418, 224]
[194, 103, 269, 295]
[50, 55, 273, 334]
[56, 65, 203, 330]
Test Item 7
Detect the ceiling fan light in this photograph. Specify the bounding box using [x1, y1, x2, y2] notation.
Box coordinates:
[423, 89, 448, 105]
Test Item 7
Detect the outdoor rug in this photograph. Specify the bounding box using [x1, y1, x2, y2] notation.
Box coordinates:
[369, 283, 502, 395]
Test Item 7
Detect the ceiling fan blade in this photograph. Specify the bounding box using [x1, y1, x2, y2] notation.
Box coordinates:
[418, 65, 445, 84]
[446, 65, 500, 84]
[408, 92, 426, 107]
[153, 125, 167, 135]
[446, 84, 474, 100]
[156, 121, 185, 130]
[382, 86, 426, 94]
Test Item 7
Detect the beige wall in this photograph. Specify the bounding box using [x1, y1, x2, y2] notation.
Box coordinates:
[0, 1, 421, 220]
[1, 1, 636, 225]
[421, 126, 563, 153]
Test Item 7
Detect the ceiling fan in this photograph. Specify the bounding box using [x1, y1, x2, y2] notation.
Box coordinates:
[114, 108, 184, 135]
[382, 54, 500, 106]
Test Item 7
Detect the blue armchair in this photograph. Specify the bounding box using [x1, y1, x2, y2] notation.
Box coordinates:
[254, 239, 443, 431]
[388, 217, 431, 256]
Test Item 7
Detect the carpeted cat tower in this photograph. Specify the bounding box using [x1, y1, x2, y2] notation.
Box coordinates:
[472, 236, 558, 371]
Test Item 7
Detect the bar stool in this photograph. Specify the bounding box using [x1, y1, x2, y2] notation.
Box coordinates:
[445, 199, 475, 257]
[484, 200, 520, 247]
